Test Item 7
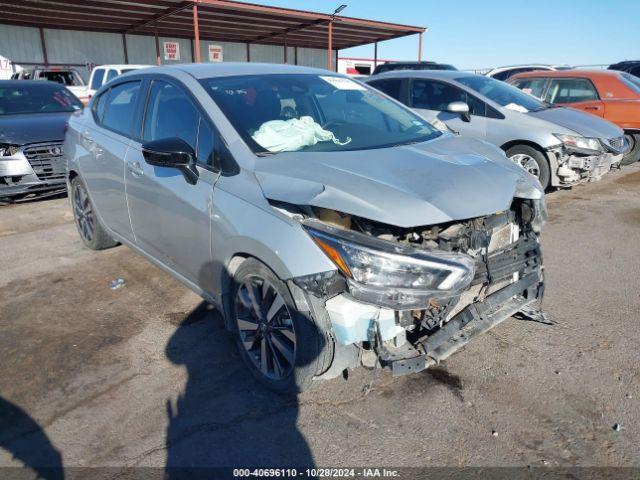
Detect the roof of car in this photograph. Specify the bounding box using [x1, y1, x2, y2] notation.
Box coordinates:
[366, 69, 470, 81]
[94, 64, 151, 70]
[141, 62, 333, 79]
[0, 80, 66, 87]
[510, 69, 623, 80]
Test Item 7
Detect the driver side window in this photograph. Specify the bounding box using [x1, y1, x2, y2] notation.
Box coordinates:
[411, 79, 486, 116]
[143, 81, 198, 152]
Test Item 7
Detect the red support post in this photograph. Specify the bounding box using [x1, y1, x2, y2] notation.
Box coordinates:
[193, 0, 201, 63]
[155, 26, 161, 66]
[327, 20, 333, 70]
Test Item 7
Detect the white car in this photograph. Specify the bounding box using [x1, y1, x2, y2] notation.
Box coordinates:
[486, 65, 572, 82]
[81, 64, 151, 103]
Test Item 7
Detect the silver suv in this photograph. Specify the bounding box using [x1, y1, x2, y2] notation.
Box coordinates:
[65, 64, 547, 392]
[367, 71, 626, 189]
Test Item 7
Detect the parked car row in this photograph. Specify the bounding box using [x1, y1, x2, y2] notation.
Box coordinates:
[367, 70, 628, 188]
[507, 70, 640, 164]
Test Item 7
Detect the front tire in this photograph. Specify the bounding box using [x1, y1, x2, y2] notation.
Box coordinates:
[231, 258, 333, 393]
[506, 144, 551, 190]
[70, 176, 118, 250]
[622, 132, 640, 166]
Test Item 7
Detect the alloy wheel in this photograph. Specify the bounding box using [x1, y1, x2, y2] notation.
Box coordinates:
[510, 153, 541, 178]
[73, 183, 95, 242]
[234, 275, 296, 380]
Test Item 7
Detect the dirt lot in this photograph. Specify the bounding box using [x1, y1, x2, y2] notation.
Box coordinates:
[1, 165, 640, 476]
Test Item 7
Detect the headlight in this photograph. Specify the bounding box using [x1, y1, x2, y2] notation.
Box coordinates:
[304, 221, 475, 309]
[553, 133, 604, 153]
[0, 144, 20, 157]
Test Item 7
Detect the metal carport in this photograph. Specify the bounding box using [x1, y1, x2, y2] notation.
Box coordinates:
[0, 0, 425, 70]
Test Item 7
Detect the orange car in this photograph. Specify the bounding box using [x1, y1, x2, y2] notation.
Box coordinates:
[508, 70, 640, 164]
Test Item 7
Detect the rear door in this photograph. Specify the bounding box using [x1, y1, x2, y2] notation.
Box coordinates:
[409, 78, 488, 138]
[544, 78, 605, 117]
[80, 80, 142, 241]
[125, 78, 219, 284]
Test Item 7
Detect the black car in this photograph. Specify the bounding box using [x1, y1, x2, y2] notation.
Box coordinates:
[372, 61, 457, 76]
[0, 81, 83, 201]
[609, 60, 640, 78]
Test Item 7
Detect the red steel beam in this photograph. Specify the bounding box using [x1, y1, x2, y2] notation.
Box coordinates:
[193, 0, 201, 62]
[327, 20, 333, 70]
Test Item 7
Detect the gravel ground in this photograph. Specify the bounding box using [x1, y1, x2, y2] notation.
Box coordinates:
[1, 165, 639, 476]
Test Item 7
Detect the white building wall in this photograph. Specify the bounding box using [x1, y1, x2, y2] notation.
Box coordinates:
[0, 24, 44, 64]
[45, 29, 124, 66]
[0, 25, 337, 75]
[125, 34, 157, 65]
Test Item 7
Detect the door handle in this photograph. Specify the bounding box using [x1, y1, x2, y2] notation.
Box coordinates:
[585, 106, 601, 111]
[127, 161, 144, 177]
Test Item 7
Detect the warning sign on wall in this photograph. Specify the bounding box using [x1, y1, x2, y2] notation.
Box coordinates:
[208, 45, 223, 62]
[163, 42, 180, 61]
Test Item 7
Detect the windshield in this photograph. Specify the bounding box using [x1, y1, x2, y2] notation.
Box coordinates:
[0, 84, 83, 115]
[456, 75, 546, 112]
[40, 70, 85, 86]
[619, 73, 640, 96]
[200, 74, 441, 154]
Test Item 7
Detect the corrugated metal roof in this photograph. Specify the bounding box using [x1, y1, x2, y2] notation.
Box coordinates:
[0, 0, 425, 50]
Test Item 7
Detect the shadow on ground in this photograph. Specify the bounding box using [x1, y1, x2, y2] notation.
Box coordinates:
[164, 301, 315, 477]
[0, 397, 64, 480]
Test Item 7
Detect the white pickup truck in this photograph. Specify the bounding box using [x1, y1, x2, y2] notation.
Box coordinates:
[80, 64, 151, 103]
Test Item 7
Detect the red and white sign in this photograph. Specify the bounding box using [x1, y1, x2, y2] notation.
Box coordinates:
[208, 44, 223, 62]
[163, 41, 180, 61]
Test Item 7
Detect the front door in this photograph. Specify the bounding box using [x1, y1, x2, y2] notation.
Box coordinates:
[125, 79, 219, 284]
[410, 78, 487, 139]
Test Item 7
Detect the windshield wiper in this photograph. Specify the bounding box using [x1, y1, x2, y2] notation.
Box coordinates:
[255, 151, 276, 157]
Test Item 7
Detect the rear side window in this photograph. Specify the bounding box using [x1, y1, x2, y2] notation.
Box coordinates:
[545, 78, 599, 104]
[143, 81, 198, 151]
[101, 81, 141, 137]
[369, 79, 402, 101]
[90, 69, 105, 90]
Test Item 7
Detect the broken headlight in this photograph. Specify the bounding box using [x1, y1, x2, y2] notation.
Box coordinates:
[304, 221, 475, 309]
[553, 134, 604, 153]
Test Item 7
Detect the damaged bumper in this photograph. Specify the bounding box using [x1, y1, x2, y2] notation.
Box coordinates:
[293, 204, 546, 378]
[0, 143, 66, 198]
[549, 148, 623, 187]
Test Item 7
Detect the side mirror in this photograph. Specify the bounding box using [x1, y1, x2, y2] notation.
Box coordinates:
[446, 101, 471, 122]
[142, 137, 199, 185]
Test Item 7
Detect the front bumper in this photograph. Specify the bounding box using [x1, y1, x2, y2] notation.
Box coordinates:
[0, 143, 66, 198]
[550, 149, 622, 187]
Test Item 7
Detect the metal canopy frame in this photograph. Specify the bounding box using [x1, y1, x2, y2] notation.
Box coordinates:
[0, 0, 425, 69]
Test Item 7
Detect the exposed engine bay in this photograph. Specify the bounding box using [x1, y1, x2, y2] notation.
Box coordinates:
[278, 199, 547, 377]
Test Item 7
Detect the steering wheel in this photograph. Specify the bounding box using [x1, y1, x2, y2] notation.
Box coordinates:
[322, 119, 346, 130]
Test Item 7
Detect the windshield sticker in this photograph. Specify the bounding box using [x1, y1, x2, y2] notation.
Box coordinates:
[320, 76, 367, 91]
[504, 102, 529, 113]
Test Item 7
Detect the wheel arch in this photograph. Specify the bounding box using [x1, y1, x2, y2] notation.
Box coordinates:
[501, 140, 558, 187]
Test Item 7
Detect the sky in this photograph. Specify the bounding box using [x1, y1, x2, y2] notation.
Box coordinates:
[247, 0, 640, 70]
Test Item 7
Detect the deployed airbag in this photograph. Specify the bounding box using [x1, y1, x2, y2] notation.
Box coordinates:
[252, 116, 351, 153]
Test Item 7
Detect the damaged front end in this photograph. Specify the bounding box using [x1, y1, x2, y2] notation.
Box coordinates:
[547, 134, 626, 187]
[284, 194, 548, 377]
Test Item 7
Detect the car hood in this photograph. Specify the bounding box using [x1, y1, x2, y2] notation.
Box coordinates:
[527, 106, 622, 138]
[255, 135, 532, 228]
[0, 112, 71, 145]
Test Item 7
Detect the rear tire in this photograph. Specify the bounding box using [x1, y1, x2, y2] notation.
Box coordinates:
[231, 258, 333, 393]
[622, 132, 640, 166]
[506, 144, 551, 190]
[70, 176, 118, 250]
